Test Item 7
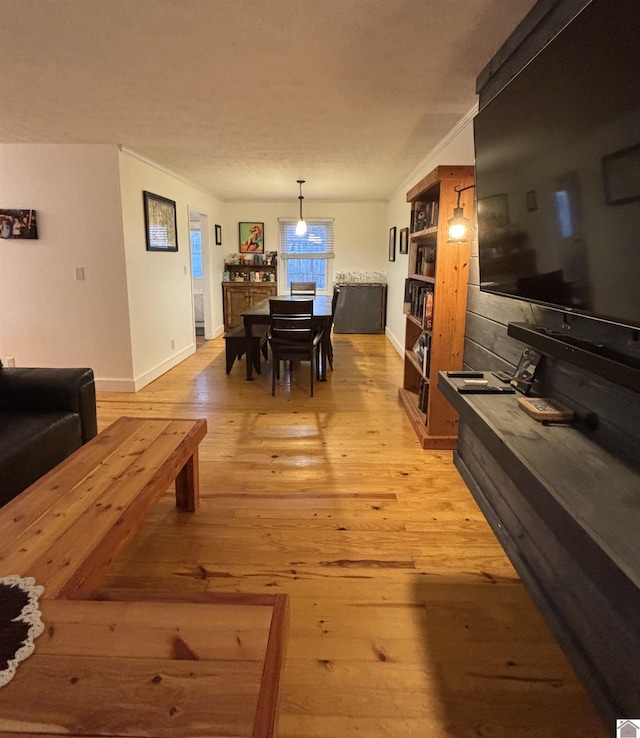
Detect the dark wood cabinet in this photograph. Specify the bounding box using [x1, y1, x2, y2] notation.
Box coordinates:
[222, 283, 276, 330]
[222, 257, 278, 330]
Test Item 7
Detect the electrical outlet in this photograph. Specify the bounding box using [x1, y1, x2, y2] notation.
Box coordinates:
[171, 339, 175, 350]
[6, 357, 15, 367]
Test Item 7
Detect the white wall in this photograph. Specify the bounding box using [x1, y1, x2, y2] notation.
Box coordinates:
[0, 144, 134, 382]
[118, 150, 225, 389]
[0, 120, 474, 392]
[0, 144, 225, 392]
[383, 111, 477, 355]
[222, 200, 388, 292]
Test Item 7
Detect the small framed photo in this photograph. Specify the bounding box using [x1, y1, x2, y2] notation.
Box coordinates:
[388, 226, 397, 262]
[215, 224, 222, 245]
[399, 227, 409, 254]
[0, 209, 38, 239]
[510, 347, 542, 395]
[143, 191, 178, 252]
[239, 222, 264, 253]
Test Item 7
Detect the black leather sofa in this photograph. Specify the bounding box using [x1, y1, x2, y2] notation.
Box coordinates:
[0, 366, 98, 507]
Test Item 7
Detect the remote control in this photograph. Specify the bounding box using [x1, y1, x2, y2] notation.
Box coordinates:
[446, 371, 484, 378]
[463, 379, 489, 386]
[492, 371, 513, 383]
[458, 385, 516, 394]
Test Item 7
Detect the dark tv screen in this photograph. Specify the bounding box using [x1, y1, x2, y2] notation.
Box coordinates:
[474, 0, 640, 329]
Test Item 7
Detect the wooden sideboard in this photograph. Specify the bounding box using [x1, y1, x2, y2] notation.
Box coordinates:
[223, 283, 276, 330]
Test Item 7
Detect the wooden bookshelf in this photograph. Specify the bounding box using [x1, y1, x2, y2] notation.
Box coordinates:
[398, 165, 475, 449]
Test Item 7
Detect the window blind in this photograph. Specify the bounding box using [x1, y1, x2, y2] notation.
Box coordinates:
[278, 218, 335, 259]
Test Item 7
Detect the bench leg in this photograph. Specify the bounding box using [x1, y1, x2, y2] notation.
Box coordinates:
[225, 346, 236, 374]
[226, 338, 247, 374]
[175, 449, 199, 512]
[251, 339, 262, 375]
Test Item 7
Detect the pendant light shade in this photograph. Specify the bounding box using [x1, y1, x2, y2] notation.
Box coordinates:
[296, 179, 307, 236]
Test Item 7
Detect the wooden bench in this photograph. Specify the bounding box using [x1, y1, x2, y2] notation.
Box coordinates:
[0, 416, 208, 597]
[224, 324, 269, 375]
[0, 416, 288, 738]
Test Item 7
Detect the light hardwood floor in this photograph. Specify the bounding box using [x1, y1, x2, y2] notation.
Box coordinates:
[97, 334, 607, 737]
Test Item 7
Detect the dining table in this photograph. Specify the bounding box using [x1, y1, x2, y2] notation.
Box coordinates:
[241, 295, 333, 382]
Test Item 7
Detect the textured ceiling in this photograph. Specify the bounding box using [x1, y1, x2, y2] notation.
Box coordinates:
[0, 0, 537, 201]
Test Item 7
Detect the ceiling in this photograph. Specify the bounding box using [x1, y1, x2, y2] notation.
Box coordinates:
[0, 0, 537, 202]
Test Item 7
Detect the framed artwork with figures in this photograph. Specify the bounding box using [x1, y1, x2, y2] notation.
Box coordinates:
[239, 222, 264, 253]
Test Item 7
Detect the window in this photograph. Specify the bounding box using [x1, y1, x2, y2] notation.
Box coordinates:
[279, 219, 334, 294]
[189, 229, 203, 279]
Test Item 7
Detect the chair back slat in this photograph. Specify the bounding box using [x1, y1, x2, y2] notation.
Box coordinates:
[290, 282, 317, 296]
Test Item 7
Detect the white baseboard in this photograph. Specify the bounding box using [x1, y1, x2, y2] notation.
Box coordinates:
[385, 326, 404, 357]
[95, 344, 196, 393]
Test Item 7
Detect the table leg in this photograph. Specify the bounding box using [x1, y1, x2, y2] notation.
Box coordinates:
[320, 330, 329, 381]
[245, 319, 254, 381]
[175, 449, 199, 512]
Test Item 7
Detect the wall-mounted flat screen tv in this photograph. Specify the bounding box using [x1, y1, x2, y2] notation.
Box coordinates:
[474, 0, 640, 330]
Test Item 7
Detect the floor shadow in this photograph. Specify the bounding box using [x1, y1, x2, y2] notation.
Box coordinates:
[413, 575, 608, 737]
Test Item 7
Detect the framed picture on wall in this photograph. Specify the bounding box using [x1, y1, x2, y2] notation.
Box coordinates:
[388, 226, 396, 261]
[143, 191, 178, 252]
[399, 227, 409, 254]
[239, 222, 264, 253]
[215, 224, 222, 245]
[0, 209, 38, 239]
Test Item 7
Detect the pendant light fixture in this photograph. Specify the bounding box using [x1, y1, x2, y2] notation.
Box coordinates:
[295, 179, 307, 236]
[447, 184, 476, 242]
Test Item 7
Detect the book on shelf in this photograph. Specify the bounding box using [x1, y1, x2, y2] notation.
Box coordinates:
[415, 243, 436, 277]
[403, 278, 412, 314]
[406, 280, 434, 325]
[417, 377, 429, 412]
[411, 331, 431, 377]
[419, 332, 431, 377]
[411, 334, 423, 363]
[424, 290, 433, 330]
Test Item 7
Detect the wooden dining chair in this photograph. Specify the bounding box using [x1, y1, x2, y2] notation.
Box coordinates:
[325, 287, 340, 371]
[268, 298, 323, 397]
[290, 281, 317, 296]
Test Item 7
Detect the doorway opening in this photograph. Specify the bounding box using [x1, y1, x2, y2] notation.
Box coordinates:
[188, 210, 213, 342]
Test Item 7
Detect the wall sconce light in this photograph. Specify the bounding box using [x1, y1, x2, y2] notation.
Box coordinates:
[295, 179, 307, 236]
[447, 184, 476, 242]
